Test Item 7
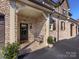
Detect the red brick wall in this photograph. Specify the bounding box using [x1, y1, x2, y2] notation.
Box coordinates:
[62, 0, 69, 10]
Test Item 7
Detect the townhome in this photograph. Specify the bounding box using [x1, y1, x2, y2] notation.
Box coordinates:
[76, 19, 79, 34]
[0, 0, 52, 51]
[0, 0, 78, 51]
[49, 0, 78, 40]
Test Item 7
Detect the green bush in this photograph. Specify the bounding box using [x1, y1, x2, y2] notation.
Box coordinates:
[47, 36, 54, 44]
[2, 42, 20, 59]
[47, 36, 56, 44]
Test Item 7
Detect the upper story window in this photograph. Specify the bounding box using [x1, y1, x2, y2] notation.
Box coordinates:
[61, 21, 65, 30]
[49, 20, 56, 31]
[49, 14, 56, 31]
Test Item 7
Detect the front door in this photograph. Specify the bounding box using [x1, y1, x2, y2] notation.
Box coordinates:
[0, 15, 5, 49]
[70, 24, 73, 36]
[20, 23, 28, 43]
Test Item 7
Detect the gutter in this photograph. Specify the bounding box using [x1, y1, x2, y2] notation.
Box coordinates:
[17, 0, 78, 25]
[52, 11, 78, 25]
[18, 0, 54, 13]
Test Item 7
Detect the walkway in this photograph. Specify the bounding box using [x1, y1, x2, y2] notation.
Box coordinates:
[20, 36, 79, 59]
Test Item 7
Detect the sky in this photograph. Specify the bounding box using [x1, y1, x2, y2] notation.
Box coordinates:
[68, 0, 79, 20]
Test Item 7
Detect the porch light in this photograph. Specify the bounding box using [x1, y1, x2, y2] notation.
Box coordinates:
[68, 8, 70, 11]
[42, 1, 45, 4]
[30, 23, 32, 29]
[67, 16, 70, 20]
[30, 26, 32, 29]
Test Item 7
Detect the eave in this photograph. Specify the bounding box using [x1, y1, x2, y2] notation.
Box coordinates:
[14, 0, 78, 25]
[17, 0, 54, 13]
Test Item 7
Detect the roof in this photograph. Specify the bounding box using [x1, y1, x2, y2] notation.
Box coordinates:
[66, 0, 70, 9]
[52, 10, 78, 25]
[16, 0, 78, 25]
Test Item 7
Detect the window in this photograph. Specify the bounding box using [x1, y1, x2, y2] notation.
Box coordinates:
[78, 25, 79, 33]
[70, 24, 74, 36]
[0, 14, 5, 47]
[49, 24, 52, 30]
[76, 26, 77, 35]
[49, 16, 56, 30]
[61, 21, 65, 30]
[53, 21, 56, 30]
[49, 21, 56, 31]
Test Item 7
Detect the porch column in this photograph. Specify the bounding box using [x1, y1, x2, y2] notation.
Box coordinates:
[56, 18, 59, 41]
[44, 13, 50, 45]
[9, 1, 16, 43]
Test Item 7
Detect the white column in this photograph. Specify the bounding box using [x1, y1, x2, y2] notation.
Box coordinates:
[46, 14, 50, 39]
[9, 1, 16, 43]
[43, 14, 49, 46]
[56, 18, 59, 41]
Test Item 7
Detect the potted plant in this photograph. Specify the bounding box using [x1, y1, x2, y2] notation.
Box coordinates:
[47, 36, 56, 48]
[2, 42, 20, 59]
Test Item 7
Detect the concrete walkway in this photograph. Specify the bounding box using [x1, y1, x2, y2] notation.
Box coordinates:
[0, 50, 4, 59]
[21, 36, 79, 59]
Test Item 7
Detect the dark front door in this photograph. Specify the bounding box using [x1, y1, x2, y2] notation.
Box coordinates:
[20, 23, 28, 43]
[70, 24, 73, 36]
[0, 15, 5, 49]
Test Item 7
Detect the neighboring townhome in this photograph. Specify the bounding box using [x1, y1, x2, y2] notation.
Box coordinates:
[76, 19, 79, 34]
[49, 0, 78, 40]
[0, 0, 78, 51]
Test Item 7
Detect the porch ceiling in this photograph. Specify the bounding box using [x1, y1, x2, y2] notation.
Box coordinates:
[18, 5, 43, 18]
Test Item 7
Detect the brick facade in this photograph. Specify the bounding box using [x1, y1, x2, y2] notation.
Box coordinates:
[49, 17, 77, 40]
[0, 0, 10, 44]
[49, 0, 78, 40]
[0, 0, 78, 52]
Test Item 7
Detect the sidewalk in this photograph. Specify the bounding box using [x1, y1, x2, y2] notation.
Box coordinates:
[22, 36, 79, 59]
[0, 50, 4, 59]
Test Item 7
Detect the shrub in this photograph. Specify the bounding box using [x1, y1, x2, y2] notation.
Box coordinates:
[47, 36, 54, 44]
[2, 42, 20, 59]
[47, 36, 56, 44]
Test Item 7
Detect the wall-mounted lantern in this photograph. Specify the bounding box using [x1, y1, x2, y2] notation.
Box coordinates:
[30, 24, 32, 29]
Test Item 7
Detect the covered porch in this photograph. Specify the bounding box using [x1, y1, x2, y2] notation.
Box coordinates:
[15, 1, 50, 51]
